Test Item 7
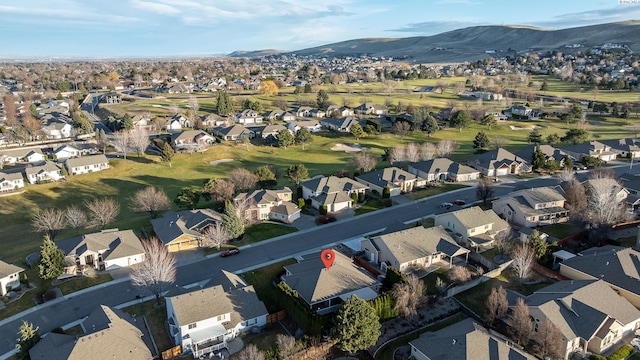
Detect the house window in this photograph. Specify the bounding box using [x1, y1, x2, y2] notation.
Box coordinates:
[245, 318, 257, 326]
[217, 315, 224, 322]
[484, 224, 489, 230]
[188, 323, 197, 329]
[447, 222, 455, 230]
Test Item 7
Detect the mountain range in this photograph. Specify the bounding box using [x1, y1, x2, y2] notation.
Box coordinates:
[229, 21, 640, 63]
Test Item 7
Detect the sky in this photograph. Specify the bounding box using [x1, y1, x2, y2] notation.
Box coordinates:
[1, 0, 639, 58]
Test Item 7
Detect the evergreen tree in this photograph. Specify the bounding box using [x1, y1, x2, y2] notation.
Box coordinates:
[421, 114, 439, 136]
[529, 230, 548, 263]
[161, 142, 174, 167]
[294, 127, 312, 150]
[528, 128, 542, 144]
[532, 146, 546, 171]
[317, 90, 329, 108]
[473, 131, 490, 151]
[350, 123, 365, 140]
[174, 187, 201, 209]
[222, 201, 244, 239]
[541, 82, 548, 91]
[286, 164, 308, 185]
[481, 114, 497, 130]
[334, 295, 381, 353]
[16, 320, 41, 360]
[449, 110, 471, 132]
[276, 129, 294, 149]
[38, 235, 65, 280]
[563, 155, 573, 170]
[303, 83, 312, 93]
[216, 91, 233, 115]
[122, 113, 133, 130]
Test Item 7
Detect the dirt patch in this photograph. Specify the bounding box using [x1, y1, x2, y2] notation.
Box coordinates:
[330, 143, 370, 153]
[209, 158, 235, 165]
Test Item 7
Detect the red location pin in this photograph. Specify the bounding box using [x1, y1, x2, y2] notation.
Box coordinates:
[321, 249, 335, 270]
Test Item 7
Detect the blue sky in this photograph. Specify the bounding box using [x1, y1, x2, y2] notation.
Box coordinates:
[0, 0, 639, 57]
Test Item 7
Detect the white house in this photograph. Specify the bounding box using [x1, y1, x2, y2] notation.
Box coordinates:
[64, 154, 109, 175]
[53, 144, 81, 160]
[301, 176, 368, 212]
[42, 121, 74, 139]
[236, 109, 263, 125]
[0, 260, 23, 296]
[0, 171, 25, 192]
[234, 187, 300, 223]
[24, 162, 64, 184]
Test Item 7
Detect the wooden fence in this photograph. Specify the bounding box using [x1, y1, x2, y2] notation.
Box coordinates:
[161, 346, 181, 360]
[267, 310, 287, 324]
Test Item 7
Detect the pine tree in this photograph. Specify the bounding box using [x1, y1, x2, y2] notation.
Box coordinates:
[334, 295, 381, 353]
[350, 123, 365, 140]
[529, 230, 548, 263]
[122, 113, 133, 130]
[294, 128, 312, 150]
[528, 129, 542, 144]
[16, 320, 41, 360]
[222, 201, 244, 239]
[161, 142, 174, 167]
[276, 129, 294, 149]
[38, 235, 65, 280]
[216, 91, 233, 115]
[532, 146, 546, 171]
[473, 131, 490, 151]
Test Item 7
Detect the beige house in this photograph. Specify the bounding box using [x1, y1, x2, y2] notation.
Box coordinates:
[0, 171, 25, 192]
[408, 158, 480, 182]
[0, 260, 23, 296]
[492, 186, 568, 228]
[510, 280, 640, 360]
[234, 187, 300, 223]
[355, 167, 427, 197]
[24, 161, 64, 184]
[171, 130, 215, 151]
[467, 148, 530, 177]
[301, 175, 368, 212]
[151, 209, 222, 252]
[360, 225, 469, 274]
[64, 154, 109, 175]
[434, 207, 509, 249]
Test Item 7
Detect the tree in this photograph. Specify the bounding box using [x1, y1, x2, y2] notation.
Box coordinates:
[316, 89, 329, 108]
[563, 179, 587, 222]
[38, 235, 65, 280]
[65, 206, 87, 233]
[540, 81, 548, 91]
[420, 142, 437, 161]
[202, 178, 235, 204]
[509, 298, 533, 346]
[129, 127, 149, 158]
[422, 114, 439, 136]
[85, 197, 120, 229]
[130, 238, 176, 306]
[391, 120, 412, 139]
[201, 224, 229, 250]
[174, 187, 201, 209]
[222, 201, 244, 239]
[277, 129, 294, 149]
[130, 187, 171, 219]
[276, 334, 299, 359]
[32, 208, 66, 240]
[494, 228, 514, 260]
[561, 128, 589, 145]
[16, 320, 40, 360]
[531, 146, 546, 171]
[333, 295, 381, 354]
[255, 165, 277, 187]
[228, 168, 258, 192]
[349, 151, 378, 172]
[511, 245, 535, 284]
[563, 155, 573, 170]
[476, 177, 494, 204]
[391, 273, 425, 319]
[536, 319, 564, 359]
[449, 110, 471, 131]
[272, 99, 289, 111]
[481, 113, 497, 129]
[546, 133, 560, 145]
[96, 129, 108, 154]
[527, 128, 542, 144]
[113, 130, 130, 159]
[484, 286, 508, 327]
[529, 230, 548, 263]
[586, 176, 629, 229]
[473, 131, 490, 151]
[122, 113, 133, 130]
[286, 164, 308, 185]
[260, 80, 278, 97]
[160, 142, 174, 167]
[350, 123, 365, 140]
[236, 344, 265, 360]
[216, 91, 233, 115]
[437, 139, 457, 157]
[448, 265, 471, 283]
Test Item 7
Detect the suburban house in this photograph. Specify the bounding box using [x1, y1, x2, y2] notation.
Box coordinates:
[280, 251, 380, 314]
[53, 144, 81, 160]
[0, 171, 25, 192]
[167, 113, 191, 129]
[287, 120, 322, 133]
[29, 305, 154, 360]
[103, 92, 123, 104]
[0, 148, 45, 164]
[260, 124, 288, 143]
[151, 209, 222, 252]
[560, 141, 617, 163]
[0, 260, 23, 296]
[619, 173, 640, 212]
[210, 124, 255, 141]
[434, 207, 509, 249]
[295, 106, 313, 118]
[467, 148, 530, 177]
[409, 318, 535, 360]
[64, 154, 109, 175]
[202, 113, 230, 129]
[42, 121, 74, 139]
[515, 144, 569, 168]
[509, 280, 640, 359]
[309, 109, 326, 118]
[171, 130, 215, 151]
[355, 167, 427, 196]
[504, 105, 532, 118]
[131, 114, 152, 129]
[56, 229, 145, 275]
[408, 158, 480, 182]
[559, 246, 640, 308]
[320, 116, 363, 132]
[166, 118, 183, 131]
[360, 225, 470, 274]
[301, 175, 368, 212]
[234, 187, 300, 223]
[598, 138, 640, 159]
[263, 109, 283, 121]
[166, 271, 268, 358]
[355, 102, 388, 115]
[236, 109, 263, 125]
[279, 112, 296, 122]
[492, 186, 569, 228]
[24, 161, 64, 184]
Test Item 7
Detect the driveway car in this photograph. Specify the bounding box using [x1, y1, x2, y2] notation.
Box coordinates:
[220, 248, 240, 257]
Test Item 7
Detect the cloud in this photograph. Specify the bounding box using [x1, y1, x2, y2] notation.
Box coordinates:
[529, 5, 640, 28]
[130, 0, 181, 15]
[388, 20, 489, 35]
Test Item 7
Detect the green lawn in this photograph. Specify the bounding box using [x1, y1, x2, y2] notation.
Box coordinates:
[203, 223, 298, 255]
[241, 259, 297, 313]
[124, 299, 174, 353]
[422, 268, 449, 295]
[355, 198, 384, 215]
[57, 274, 113, 295]
[540, 223, 582, 239]
[405, 183, 468, 200]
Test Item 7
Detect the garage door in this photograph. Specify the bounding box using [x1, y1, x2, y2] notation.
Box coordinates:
[496, 168, 509, 176]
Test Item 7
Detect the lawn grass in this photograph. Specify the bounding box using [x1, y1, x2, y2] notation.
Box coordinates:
[241, 259, 297, 313]
[374, 312, 467, 360]
[240, 326, 287, 352]
[539, 223, 582, 239]
[57, 273, 113, 295]
[405, 183, 468, 200]
[355, 198, 384, 215]
[627, 352, 640, 360]
[422, 268, 449, 295]
[612, 236, 637, 248]
[124, 299, 174, 353]
[242, 223, 298, 244]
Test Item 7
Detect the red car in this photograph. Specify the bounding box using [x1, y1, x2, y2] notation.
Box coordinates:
[220, 248, 240, 257]
[453, 199, 466, 206]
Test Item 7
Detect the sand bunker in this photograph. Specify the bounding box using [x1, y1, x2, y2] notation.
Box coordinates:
[209, 159, 235, 165]
[330, 143, 370, 153]
[510, 125, 543, 131]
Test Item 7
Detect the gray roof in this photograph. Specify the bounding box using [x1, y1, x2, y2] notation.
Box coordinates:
[56, 229, 144, 261]
[150, 209, 222, 245]
[236, 187, 291, 206]
[497, 186, 567, 218]
[468, 148, 527, 169]
[409, 318, 534, 360]
[282, 251, 378, 305]
[600, 138, 640, 152]
[0, 171, 23, 182]
[0, 147, 43, 158]
[515, 144, 567, 163]
[302, 176, 367, 195]
[24, 161, 60, 177]
[409, 158, 479, 176]
[440, 206, 509, 232]
[64, 154, 108, 168]
[356, 167, 420, 189]
[0, 260, 23, 278]
[372, 226, 468, 265]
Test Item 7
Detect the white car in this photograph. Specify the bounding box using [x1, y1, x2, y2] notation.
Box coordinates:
[440, 202, 453, 209]
[631, 338, 640, 351]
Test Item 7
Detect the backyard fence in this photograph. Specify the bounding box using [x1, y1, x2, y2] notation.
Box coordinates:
[161, 345, 181, 360]
[445, 260, 512, 298]
[267, 310, 287, 324]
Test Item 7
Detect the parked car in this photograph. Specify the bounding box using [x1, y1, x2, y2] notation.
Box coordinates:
[453, 199, 466, 206]
[573, 164, 587, 171]
[631, 338, 640, 351]
[440, 202, 453, 209]
[220, 248, 240, 257]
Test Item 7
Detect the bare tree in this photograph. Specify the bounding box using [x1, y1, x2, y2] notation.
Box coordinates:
[387, 145, 405, 165]
[419, 142, 438, 161]
[509, 297, 533, 346]
[511, 245, 535, 284]
[491, 136, 507, 150]
[168, 103, 179, 115]
[349, 151, 378, 172]
[129, 127, 149, 158]
[536, 319, 564, 359]
[405, 143, 421, 163]
[113, 130, 130, 159]
[3, 93, 18, 128]
[555, 169, 576, 184]
[586, 176, 629, 229]
[130, 187, 171, 219]
[32, 208, 66, 240]
[201, 224, 229, 250]
[484, 286, 508, 326]
[228, 168, 258, 192]
[563, 179, 587, 222]
[65, 206, 87, 233]
[392, 273, 425, 319]
[130, 238, 176, 306]
[437, 139, 457, 158]
[448, 265, 471, 283]
[234, 196, 257, 226]
[494, 227, 514, 261]
[236, 344, 265, 360]
[188, 95, 199, 113]
[276, 334, 299, 359]
[391, 121, 412, 139]
[85, 197, 120, 229]
[204, 178, 235, 203]
[476, 177, 495, 204]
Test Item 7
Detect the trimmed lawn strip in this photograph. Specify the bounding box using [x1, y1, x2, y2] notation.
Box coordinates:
[203, 223, 298, 255]
[58, 273, 113, 295]
[405, 184, 468, 200]
[540, 223, 582, 239]
[124, 300, 173, 353]
[422, 268, 450, 295]
[355, 198, 384, 215]
[374, 312, 468, 360]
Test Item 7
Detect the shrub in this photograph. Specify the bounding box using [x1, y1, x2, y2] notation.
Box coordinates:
[351, 192, 358, 203]
[319, 205, 328, 215]
[298, 198, 305, 209]
[382, 198, 392, 207]
[607, 344, 633, 360]
[382, 186, 391, 199]
[589, 355, 606, 360]
[358, 192, 365, 203]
